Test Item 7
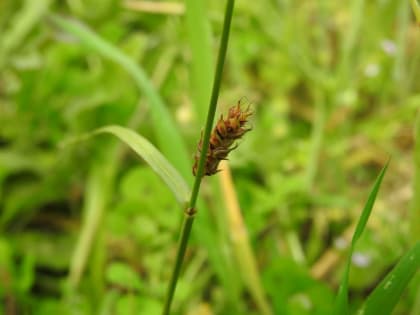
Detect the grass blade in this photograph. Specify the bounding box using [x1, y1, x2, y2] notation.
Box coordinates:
[358, 241, 420, 315]
[93, 126, 191, 205]
[351, 162, 389, 245]
[185, 0, 213, 122]
[50, 15, 191, 178]
[64, 125, 190, 206]
[333, 161, 389, 315]
[219, 161, 273, 315]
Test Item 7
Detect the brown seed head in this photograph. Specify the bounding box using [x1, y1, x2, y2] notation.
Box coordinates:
[192, 101, 253, 176]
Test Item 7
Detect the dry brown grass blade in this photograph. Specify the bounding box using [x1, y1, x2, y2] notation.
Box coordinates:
[218, 160, 273, 315]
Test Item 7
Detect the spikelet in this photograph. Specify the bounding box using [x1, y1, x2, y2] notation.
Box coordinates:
[193, 101, 253, 176]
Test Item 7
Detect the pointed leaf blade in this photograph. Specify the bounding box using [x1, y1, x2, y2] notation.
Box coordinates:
[94, 126, 190, 205]
[359, 241, 420, 315]
[352, 161, 389, 245]
[333, 162, 389, 315]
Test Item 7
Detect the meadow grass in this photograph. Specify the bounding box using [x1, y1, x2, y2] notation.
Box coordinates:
[0, 1, 419, 315]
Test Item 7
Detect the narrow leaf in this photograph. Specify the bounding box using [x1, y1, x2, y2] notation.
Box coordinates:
[185, 0, 213, 122]
[352, 161, 389, 244]
[358, 241, 420, 315]
[333, 161, 389, 315]
[92, 126, 190, 205]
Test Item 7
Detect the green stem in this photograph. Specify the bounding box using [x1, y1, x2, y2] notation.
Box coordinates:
[161, 214, 195, 315]
[161, 1, 236, 314]
[189, 0, 235, 203]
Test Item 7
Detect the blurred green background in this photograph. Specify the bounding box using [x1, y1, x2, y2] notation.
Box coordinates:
[0, 1, 419, 314]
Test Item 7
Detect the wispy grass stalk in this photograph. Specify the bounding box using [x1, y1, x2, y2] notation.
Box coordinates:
[219, 161, 273, 315]
[161, 1, 236, 314]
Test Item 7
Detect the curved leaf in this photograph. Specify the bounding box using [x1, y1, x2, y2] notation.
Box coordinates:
[357, 241, 420, 315]
[63, 125, 190, 206]
[93, 126, 190, 206]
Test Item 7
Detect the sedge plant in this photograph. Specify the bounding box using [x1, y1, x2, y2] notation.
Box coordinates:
[161, 1, 237, 314]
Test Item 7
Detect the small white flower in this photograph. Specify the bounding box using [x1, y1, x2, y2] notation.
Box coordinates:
[381, 39, 397, 56]
[352, 252, 372, 268]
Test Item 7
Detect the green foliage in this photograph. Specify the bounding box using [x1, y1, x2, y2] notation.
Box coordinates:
[359, 241, 420, 315]
[105, 262, 142, 291]
[163, 1, 237, 313]
[0, 0, 418, 314]
[50, 15, 191, 178]
[264, 256, 334, 315]
[90, 125, 190, 205]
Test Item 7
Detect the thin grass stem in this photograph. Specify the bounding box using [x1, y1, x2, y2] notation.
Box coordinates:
[161, 1, 236, 314]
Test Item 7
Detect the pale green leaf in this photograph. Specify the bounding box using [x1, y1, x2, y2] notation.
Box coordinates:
[62, 125, 190, 205]
[92, 125, 190, 206]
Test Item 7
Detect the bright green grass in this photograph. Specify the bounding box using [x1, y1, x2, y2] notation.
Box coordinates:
[0, 1, 418, 315]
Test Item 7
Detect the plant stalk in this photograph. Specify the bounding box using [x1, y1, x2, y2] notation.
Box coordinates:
[161, 1, 236, 314]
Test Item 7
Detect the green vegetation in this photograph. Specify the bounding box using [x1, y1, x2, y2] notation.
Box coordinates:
[0, 1, 419, 315]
